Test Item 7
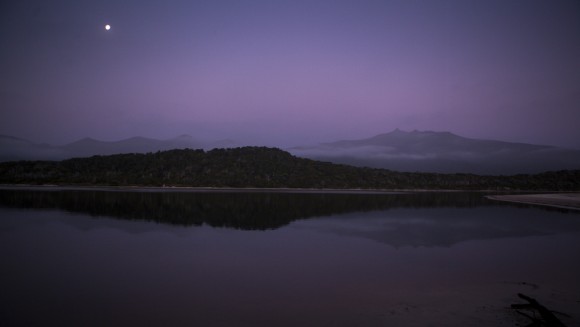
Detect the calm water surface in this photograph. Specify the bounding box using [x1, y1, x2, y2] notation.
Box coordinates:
[1, 189, 579, 326]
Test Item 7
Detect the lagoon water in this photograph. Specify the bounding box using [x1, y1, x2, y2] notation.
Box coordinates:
[1, 189, 579, 326]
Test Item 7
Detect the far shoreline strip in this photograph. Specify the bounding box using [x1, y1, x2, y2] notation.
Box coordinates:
[487, 194, 580, 211]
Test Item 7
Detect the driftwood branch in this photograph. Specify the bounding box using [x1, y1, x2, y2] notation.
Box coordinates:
[511, 293, 567, 327]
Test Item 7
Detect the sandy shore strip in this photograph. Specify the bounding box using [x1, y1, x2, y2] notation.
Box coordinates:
[487, 193, 580, 211]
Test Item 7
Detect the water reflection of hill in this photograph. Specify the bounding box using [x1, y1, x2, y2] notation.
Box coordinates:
[1, 189, 494, 230]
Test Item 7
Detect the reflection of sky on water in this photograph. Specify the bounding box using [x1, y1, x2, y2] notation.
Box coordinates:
[2, 188, 580, 249]
[1, 198, 580, 326]
[3, 203, 580, 249]
[289, 207, 580, 247]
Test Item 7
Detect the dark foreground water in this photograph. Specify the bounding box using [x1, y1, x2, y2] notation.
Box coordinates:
[1, 188, 579, 326]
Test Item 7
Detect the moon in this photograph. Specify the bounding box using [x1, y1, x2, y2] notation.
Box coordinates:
[105, 24, 111, 31]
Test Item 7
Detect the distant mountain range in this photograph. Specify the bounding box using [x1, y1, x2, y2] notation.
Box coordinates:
[288, 129, 580, 175]
[0, 134, 237, 162]
[2, 129, 580, 174]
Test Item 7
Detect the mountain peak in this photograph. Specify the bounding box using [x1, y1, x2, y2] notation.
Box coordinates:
[388, 128, 406, 135]
[367, 129, 462, 144]
[289, 130, 580, 174]
[387, 129, 458, 136]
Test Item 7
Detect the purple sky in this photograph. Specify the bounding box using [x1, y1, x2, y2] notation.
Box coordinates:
[1, 0, 580, 148]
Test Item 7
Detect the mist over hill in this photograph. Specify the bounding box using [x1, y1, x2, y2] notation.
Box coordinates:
[0, 135, 64, 162]
[2, 129, 580, 175]
[289, 129, 580, 175]
[0, 134, 238, 162]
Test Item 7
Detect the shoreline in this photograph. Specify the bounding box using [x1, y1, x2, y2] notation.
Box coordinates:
[487, 193, 580, 211]
[0, 184, 510, 194]
[0, 184, 413, 194]
[2, 184, 578, 202]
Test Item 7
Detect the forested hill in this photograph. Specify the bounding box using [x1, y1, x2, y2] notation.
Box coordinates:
[0, 147, 579, 190]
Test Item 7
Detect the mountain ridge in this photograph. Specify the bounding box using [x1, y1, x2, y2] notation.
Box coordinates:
[288, 129, 580, 175]
[317, 129, 555, 151]
[2, 129, 580, 175]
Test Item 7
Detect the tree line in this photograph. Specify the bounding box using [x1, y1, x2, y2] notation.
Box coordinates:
[0, 147, 579, 190]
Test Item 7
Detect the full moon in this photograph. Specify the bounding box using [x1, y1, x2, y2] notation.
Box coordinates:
[105, 24, 111, 31]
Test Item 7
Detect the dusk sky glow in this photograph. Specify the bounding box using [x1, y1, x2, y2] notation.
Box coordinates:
[1, 0, 579, 148]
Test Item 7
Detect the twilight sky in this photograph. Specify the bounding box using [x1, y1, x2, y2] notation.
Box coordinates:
[1, 0, 579, 148]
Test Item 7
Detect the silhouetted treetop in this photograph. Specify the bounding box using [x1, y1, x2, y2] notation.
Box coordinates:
[0, 147, 579, 190]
